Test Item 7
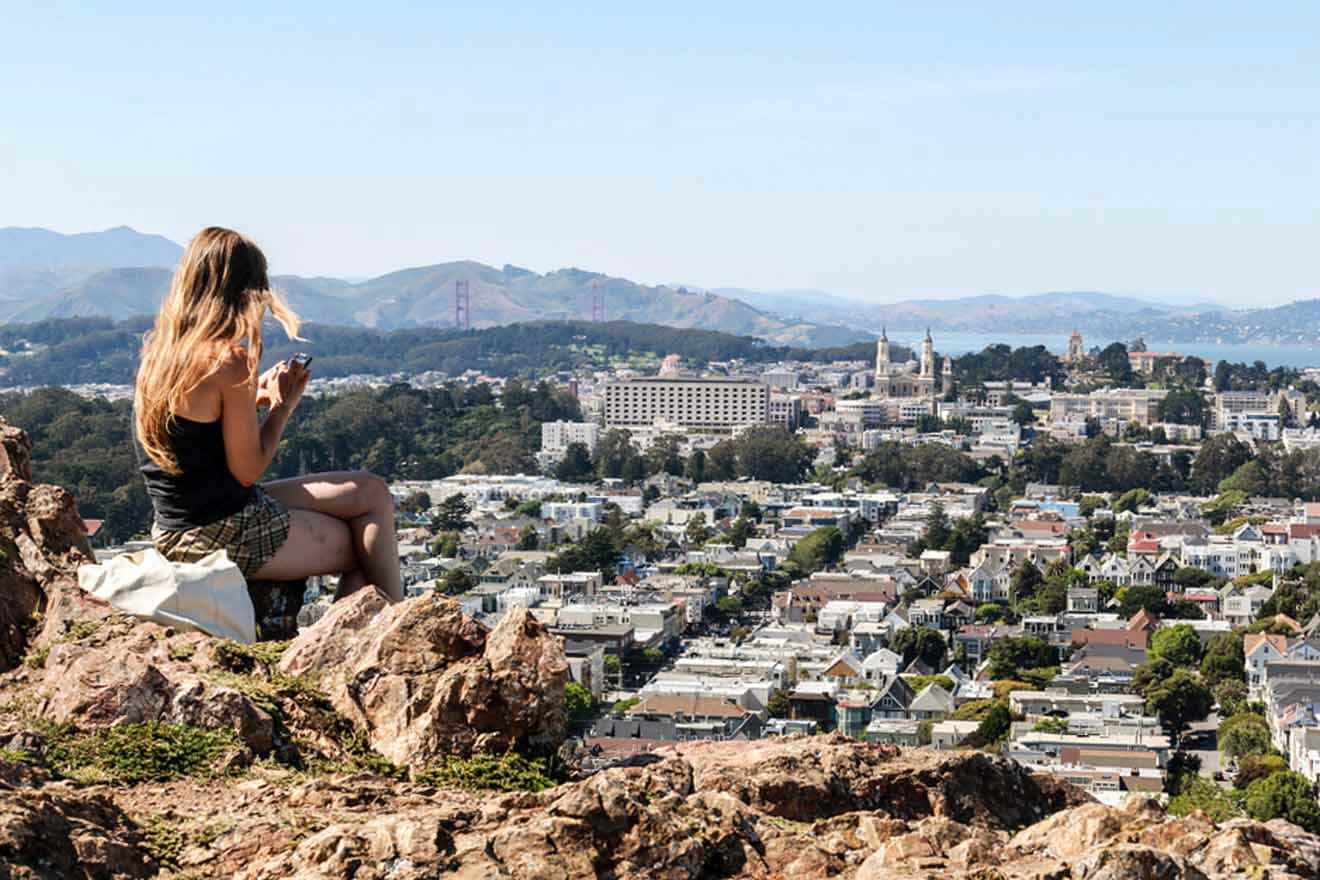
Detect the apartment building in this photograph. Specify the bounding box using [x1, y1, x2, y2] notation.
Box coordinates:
[768, 393, 803, 430]
[539, 421, 601, 461]
[1049, 388, 1168, 426]
[603, 377, 769, 432]
[1210, 389, 1305, 433]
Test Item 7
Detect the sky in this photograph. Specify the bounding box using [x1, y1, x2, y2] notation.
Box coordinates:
[2, 2, 1317, 305]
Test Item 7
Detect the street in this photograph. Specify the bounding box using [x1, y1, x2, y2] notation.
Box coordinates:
[1185, 713, 1226, 784]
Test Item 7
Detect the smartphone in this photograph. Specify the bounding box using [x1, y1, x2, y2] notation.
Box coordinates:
[291, 353, 314, 368]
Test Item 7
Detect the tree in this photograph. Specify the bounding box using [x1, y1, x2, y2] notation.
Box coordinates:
[1220, 712, 1271, 760]
[1244, 771, 1320, 833]
[1174, 567, 1217, 590]
[551, 527, 621, 577]
[1131, 657, 1175, 697]
[944, 514, 989, 567]
[1193, 434, 1252, 494]
[440, 568, 477, 595]
[1145, 669, 1212, 738]
[1214, 679, 1249, 717]
[555, 442, 594, 481]
[594, 429, 642, 481]
[1011, 401, 1036, 428]
[890, 626, 947, 670]
[705, 441, 737, 480]
[1098, 342, 1134, 384]
[1114, 488, 1150, 514]
[1219, 460, 1268, 497]
[975, 603, 1013, 624]
[715, 595, 744, 618]
[433, 493, 474, 532]
[1168, 774, 1244, 823]
[1234, 754, 1288, 790]
[787, 526, 845, 573]
[766, 690, 791, 718]
[565, 682, 594, 719]
[1148, 624, 1204, 667]
[1200, 632, 1245, 688]
[1158, 389, 1205, 426]
[684, 512, 712, 546]
[975, 701, 1012, 745]
[727, 516, 753, 549]
[684, 448, 707, 483]
[1119, 584, 1168, 618]
[920, 502, 951, 552]
[399, 490, 432, 515]
[732, 426, 814, 483]
[645, 435, 684, 477]
[987, 636, 1056, 680]
[516, 524, 540, 551]
[1010, 559, 1044, 605]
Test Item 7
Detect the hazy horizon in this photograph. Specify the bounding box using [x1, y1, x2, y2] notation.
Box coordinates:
[4, 4, 1318, 306]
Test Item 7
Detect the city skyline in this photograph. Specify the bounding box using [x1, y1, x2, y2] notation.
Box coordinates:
[3, 4, 1318, 305]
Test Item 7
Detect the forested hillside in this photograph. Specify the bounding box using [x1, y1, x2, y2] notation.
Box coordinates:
[0, 381, 579, 543]
[0, 318, 898, 386]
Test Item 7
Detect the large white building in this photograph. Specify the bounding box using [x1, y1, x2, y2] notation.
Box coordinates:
[1049, 388, 1168, 426]
[539, 421, 601, 461]
[602, 377, 769, 432]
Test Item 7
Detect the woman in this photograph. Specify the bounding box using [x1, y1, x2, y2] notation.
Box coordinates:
[135, 226, 403, 602]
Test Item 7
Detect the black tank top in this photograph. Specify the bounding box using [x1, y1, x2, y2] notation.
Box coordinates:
[136, 413, 253, 531]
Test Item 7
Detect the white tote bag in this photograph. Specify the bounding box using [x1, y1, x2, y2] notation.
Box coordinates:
[77, 548, 256, 644]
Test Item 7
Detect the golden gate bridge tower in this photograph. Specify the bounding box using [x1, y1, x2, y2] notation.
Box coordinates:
[454, 280, 471, 330]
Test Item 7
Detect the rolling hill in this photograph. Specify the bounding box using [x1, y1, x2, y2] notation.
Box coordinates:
[0, 228, 868, 346]
[3, 225, 1315, 345]
[0, 226, 181, 270]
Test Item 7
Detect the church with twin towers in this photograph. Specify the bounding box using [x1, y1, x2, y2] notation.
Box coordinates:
[873, 327, 952, 399]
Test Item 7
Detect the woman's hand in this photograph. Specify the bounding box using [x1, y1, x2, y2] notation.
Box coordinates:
[255, 363, 283, 408]
[263, 359, 311, 412]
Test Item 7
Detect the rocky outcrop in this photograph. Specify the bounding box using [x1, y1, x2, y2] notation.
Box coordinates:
[0, 422, 93, 672]
[279, 587, 569, 765]
[0, 785, 157, 879]
[4, 737, 1318, 879]
[5, 422, 1320, 880]
[0, 422, 567, 773]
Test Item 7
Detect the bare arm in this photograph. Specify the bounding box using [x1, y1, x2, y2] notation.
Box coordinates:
[220, 355, 307, 487]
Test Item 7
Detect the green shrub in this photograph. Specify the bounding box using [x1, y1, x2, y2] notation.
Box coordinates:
[1168, 773, 1244, 822]
[213, 639, 291, 674]
[415, 752, 555, 792]
[45, 721, 240, 783]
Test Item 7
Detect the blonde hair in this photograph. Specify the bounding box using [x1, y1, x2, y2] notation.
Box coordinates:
[135, 227, 301, 473]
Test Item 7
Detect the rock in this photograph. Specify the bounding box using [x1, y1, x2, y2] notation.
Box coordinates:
[677, 734, 1084, 827]
[3, 726, 1320, 879]
[0, 423, 33, 482]
[0, 425, 93, 673]
[1007, 801, 1127, 861]
[28, 617, 277, 755]
[0, 786, 156, 879]
[10, 417, 1320, 880]
[1072, 843, 1207, 879]
[279, 589, 568, 765]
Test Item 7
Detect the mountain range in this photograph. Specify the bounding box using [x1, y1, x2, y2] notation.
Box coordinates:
[2, 226, 1317, 345]
[0, 228, 862, 347]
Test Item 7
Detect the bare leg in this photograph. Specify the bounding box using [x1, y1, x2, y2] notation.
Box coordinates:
[263, 472, 404, 602]
[336, 569, 368, 599]
[252, 509, 358, 582]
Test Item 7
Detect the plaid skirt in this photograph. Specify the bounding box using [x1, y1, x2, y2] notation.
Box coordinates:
[152, 486, 292, 578]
